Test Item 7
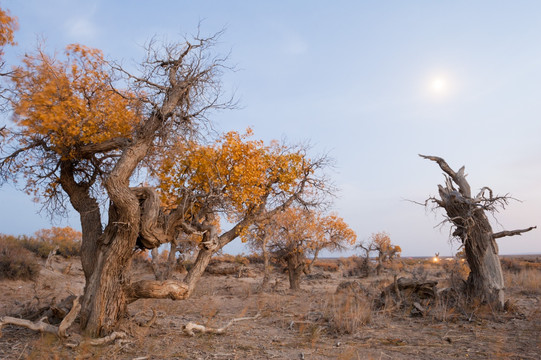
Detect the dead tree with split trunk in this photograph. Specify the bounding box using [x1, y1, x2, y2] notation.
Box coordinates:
[420, 155, 536, 308]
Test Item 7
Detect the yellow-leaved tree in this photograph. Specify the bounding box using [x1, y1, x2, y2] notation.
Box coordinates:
[1, 32, 233, 336]
[357, 231, 401, 275]
[152, 129, 331, 291]
[0, 6, 16, 56]
[246, 207, 356, 290]
[1, 30, 330, 336]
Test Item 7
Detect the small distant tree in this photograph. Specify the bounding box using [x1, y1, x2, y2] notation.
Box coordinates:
[258, 207, 356, 290]
[305, 213, 357, 273]
[155, 129, 330, 292]
[357, 232, 401, 275]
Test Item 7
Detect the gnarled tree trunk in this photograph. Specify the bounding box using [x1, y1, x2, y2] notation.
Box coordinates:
[421, 155, 536, 309]
[286, 253, 305, 291]
[79, 201, 140, 336]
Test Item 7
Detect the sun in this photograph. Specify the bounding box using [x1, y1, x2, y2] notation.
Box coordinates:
[431, 77, 446, 92]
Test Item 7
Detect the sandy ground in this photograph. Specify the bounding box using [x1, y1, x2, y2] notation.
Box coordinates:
[0, 256, 540, 359]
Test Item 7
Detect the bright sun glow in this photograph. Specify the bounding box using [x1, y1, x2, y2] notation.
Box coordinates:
[431, 77, 446, 92]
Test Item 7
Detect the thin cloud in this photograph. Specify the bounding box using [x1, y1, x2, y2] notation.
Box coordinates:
[65, 17, 98, 42]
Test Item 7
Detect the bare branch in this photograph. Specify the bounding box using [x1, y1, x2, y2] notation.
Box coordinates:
[0, 296, 80, 338]
[419, 154, 471, 197]
[493, 226, 536, 239]
[182, 313, 261, 336]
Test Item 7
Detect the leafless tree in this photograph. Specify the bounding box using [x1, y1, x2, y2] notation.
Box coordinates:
[420, 154, 536, 308]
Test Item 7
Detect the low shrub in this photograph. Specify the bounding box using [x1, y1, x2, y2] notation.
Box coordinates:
[313, 260, 339, 272]
[500, 258, 523, 274]
[341, 256, 371, 278]
[442, 259, 469, 288]
[0, 235, 40, 281]
[210, 254, 250, 266]
[245, 253, 264, 264]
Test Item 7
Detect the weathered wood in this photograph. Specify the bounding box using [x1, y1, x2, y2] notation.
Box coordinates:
[128, 280, 189, 301]
[182, 313, 261, 336]
[421, 154, 536, 309]
[0, 296, 80, 338]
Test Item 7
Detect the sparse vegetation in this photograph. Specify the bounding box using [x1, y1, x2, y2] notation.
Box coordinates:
[0, 251, 540, 358]
[324, 291, 372, 333]
[312, 260, 340, 272]
[19, 227, 81, 258]
[0, 4, 538, 359]
[0, 235, 40, 280]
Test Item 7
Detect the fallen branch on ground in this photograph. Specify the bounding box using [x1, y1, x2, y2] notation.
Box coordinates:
[65, 331, 128, 348]
[0, 297, 80, 338]
[136, 308, 157, 328]
[0, 297, 127, 348]
[182, 312, 261, 336]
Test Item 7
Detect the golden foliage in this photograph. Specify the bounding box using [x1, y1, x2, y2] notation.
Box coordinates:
[34, 226, 82, 244]
[263, 207, 356, 257]
[0, 6, 17, 57]
[320, 213, 357, 250]
[32, 226, 82, 257]
[11, 44, 139, 159]
[157, 129, 309, 222]
[370, 231, 401, 262]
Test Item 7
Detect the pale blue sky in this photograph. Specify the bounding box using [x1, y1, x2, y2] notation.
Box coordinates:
[1, 1, 540, 256]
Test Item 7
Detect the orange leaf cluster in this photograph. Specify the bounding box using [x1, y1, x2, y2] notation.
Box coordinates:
[0, 6, 17, 57]
[370, 231, 401, 262]
[34, 226, 82, 243]
[157, 129, 308, 222]
[258, 207, 356, 256]
[11, 44, 139, 159]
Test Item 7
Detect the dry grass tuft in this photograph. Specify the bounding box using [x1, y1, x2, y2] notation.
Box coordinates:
[322, 289, 372, 334]
[504, 268, 541, 295]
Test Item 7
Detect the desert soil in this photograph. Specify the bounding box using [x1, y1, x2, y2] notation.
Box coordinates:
[0, 256, 539, 359]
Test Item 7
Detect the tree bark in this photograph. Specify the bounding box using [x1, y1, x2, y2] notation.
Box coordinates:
[79, 204, 138, 336]
[182, 226, 219, 296]
[80, 131, 156, 336]
[127, 279, 189, 301]
[164, 239, 178, 279]
[286, 254, 304, 291]
[306, 248, 321, 274]
[59, 161, 103, 281]
[260, 235, 271, 290]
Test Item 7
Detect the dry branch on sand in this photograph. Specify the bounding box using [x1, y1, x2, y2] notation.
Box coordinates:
[182, 313, 261, 336]
[0, 297, 80, 338]
[0, 296, 127, 348]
